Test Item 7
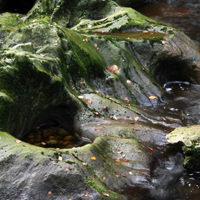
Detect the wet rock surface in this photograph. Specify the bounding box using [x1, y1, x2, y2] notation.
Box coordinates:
[0, 0, 200, 199]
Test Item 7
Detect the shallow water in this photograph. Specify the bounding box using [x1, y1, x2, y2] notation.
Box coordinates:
[153, 81, 200, 126]
[94, 31, 167, 40]
[133, 5, 200, 198]
[135, 2, 200, 45]
[140, 81, 200, 200]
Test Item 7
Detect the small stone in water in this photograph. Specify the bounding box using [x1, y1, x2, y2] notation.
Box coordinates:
[35, 135, 42, 141]
[64, 135, 74, 141]
[48, 136, 55, 140]
[43, 130, 54, 138]
[103, 192, 109, 197]
[62, 141, 69, 146]
[82, 162, 88, 166]
[59, 140, 64, 144]
[46, 140, 58, 145]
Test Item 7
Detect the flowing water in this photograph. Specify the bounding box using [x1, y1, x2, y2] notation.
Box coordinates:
[145, 83, 200, 200]
[133, 2, 200, 199]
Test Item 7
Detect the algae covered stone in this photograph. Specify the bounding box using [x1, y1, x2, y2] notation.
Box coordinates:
[166, 125, 200, 147]
[166, 125, 200, 170]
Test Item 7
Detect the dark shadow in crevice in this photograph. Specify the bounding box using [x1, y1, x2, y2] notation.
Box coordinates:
[0, 0, 36, 14]
[151, 55, 198, 86]
[20, 105, 92, 149]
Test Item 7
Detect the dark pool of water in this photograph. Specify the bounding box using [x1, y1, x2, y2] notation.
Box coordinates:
[159, 82, 200, 126]
[141, 81, 200, 200]
[146, 151, 200, 200]
[135, 2, 200, 45]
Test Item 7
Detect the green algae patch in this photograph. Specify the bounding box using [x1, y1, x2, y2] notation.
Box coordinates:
[87, 178, 126, 200]
[73, 6, 170, 33]
[0, 131, 57, 156]
[93, 31, 167, 41]
[61, 28, 106, 82]
[166, 125, 200, 170]
[0, 51, 77, 138]
[166, 125, 200, 147]
[0, 12, 23, 31]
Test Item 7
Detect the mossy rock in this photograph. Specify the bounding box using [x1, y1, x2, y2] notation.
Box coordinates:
[166, 125, 200, 170]
[0, 0, 200, 198]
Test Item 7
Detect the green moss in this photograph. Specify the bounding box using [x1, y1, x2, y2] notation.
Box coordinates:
[60, 29, 106, 83]
[143, 37, 163, 46]
[0, 53, 72, 137]
[87, 164, 107, 186]
[87, 178, 124, 200]
[0, 13, 23, 31]
[0, 94, 12, 131]
[168, 30, 174, 34]
[94, 31, 166, 41]
[183, 141, 200, 157]
[161, 27, 167, 32]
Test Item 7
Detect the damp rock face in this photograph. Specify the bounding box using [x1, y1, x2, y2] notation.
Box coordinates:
[0, 0, 200, 199]
[166, 125, 200, 171]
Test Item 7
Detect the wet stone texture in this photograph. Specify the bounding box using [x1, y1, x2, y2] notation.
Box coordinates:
[0, 0, 200, 199]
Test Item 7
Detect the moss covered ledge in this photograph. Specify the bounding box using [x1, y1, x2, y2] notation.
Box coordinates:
[0, 130, 148, 199]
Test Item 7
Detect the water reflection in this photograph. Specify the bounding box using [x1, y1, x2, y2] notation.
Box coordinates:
[148, 152, 185, 200]
[135, 2, 200, 44]
[146, 81, 200, 127]
[121, 2, 200, 199]
[145, 151, 200, 200]
[141, 81, 200, 200]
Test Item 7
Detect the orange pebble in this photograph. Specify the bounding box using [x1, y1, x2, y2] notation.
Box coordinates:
[63, 141, 69, 146]
[49, 136, 55, 140]
[64, 135, 74, 141]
